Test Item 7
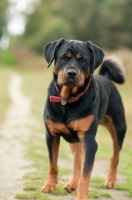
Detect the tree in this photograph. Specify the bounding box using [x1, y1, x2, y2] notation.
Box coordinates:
[0, 0, 9, 40]
[122, 0, 132, 48]
[21, 0, 132, 52]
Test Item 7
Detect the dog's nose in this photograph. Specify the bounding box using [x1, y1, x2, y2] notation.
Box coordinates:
[67, 69, 77, 77]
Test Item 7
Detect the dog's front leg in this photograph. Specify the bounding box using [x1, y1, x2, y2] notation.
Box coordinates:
[41, 133, 60, 193]
[64, 142, 81, 192]
[77, 127, 98, 200]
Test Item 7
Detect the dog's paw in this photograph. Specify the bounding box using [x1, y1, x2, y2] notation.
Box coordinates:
[105, 176, 116, 188]
[64, 181, 78, 193]
[41, 183, 56, 193]
[76, 198, 88, 200]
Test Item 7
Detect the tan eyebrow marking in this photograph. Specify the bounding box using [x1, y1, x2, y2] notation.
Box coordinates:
[76, 54, 82, 59]
[66, 53, 72, 58]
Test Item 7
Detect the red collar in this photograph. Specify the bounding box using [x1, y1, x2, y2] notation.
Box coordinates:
[50, 79, 91, 105]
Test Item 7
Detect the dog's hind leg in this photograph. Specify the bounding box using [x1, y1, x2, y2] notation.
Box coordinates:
[64, 142, 81, 192]
[100, 114, 126, 188]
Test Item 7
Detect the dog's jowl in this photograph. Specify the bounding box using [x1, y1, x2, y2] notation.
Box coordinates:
[41, 39, 126, 200]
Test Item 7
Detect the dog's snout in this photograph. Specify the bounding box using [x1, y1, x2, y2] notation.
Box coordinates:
[67, 69, 77, 77]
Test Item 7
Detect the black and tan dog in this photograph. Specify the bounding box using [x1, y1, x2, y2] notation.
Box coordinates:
[41, 39, 126, 200]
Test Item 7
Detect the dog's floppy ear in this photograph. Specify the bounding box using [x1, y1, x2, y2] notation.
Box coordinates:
[44, 38, 65, 68]
[87, 41, 104, 73]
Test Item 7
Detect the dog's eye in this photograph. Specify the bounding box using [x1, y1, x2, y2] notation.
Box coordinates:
[80, 59, 85, 63]
[62, 57, 67, 61]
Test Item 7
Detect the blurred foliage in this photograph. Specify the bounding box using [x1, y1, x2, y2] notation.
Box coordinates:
[0, 0, 9, 40]
[21, 0, 132, 52]
[0, 50, 17, 67]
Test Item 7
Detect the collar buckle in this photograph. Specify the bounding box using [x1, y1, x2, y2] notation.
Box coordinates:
[61, 99, 67, 105]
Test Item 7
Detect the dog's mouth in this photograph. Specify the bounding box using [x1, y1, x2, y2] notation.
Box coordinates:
[64, 80, 76, 87]
[57, 77, 84, 88]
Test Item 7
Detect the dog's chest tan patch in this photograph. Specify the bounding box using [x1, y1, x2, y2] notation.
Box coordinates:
[46, 119, 70, 136]
[68, 115, 94, 136]
[46, 115, 94, 137]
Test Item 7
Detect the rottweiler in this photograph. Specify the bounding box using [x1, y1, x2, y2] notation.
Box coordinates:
[41, 39, 126, 200]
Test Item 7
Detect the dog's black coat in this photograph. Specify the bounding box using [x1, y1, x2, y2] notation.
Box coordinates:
[44, 39, 126, 145]
[42, 39, 126, 198]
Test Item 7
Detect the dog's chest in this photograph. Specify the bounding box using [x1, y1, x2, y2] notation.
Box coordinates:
[46, 114, 94, 137]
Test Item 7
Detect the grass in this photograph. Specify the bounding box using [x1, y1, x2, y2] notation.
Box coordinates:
[0, 47, 132, 199]
[90, 177, 105, 189]
[0, 49, 17, 67]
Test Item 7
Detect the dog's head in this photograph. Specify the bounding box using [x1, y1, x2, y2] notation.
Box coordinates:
[44, 39, 104, 87]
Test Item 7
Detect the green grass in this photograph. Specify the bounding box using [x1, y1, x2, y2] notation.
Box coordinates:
[16, 192, 52, 200]
[91, 177, 105, 189]
[0, 50, 17, 67]
[100, 193, 111, 198]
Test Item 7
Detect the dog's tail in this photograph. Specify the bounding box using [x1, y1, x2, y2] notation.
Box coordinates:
[99, 55, 126, 84]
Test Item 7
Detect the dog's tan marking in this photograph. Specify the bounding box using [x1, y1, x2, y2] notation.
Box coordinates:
[41, 137, 59, 193]
[60, 86, 78, 100]
[76, 53, 82, 59]
[100, 115, 120, 188]
[67, 116, 94, 197]
[64, 143, 81, 192]
[66, 52, 72, 58]
[79, 71, 85, 85]
[54, 62, 58, 74]
[85, 67, 91, 79]
[77, 134, 93, 200]
[60, 86, 71, 100]
[57, 70, 63, 84]
[68, 115, 94, 137]
[71, 86, 78, 94]
[46, 119, 70, 136]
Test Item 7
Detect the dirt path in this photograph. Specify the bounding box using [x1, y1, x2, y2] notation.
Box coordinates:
[0, 73, 33, 200]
